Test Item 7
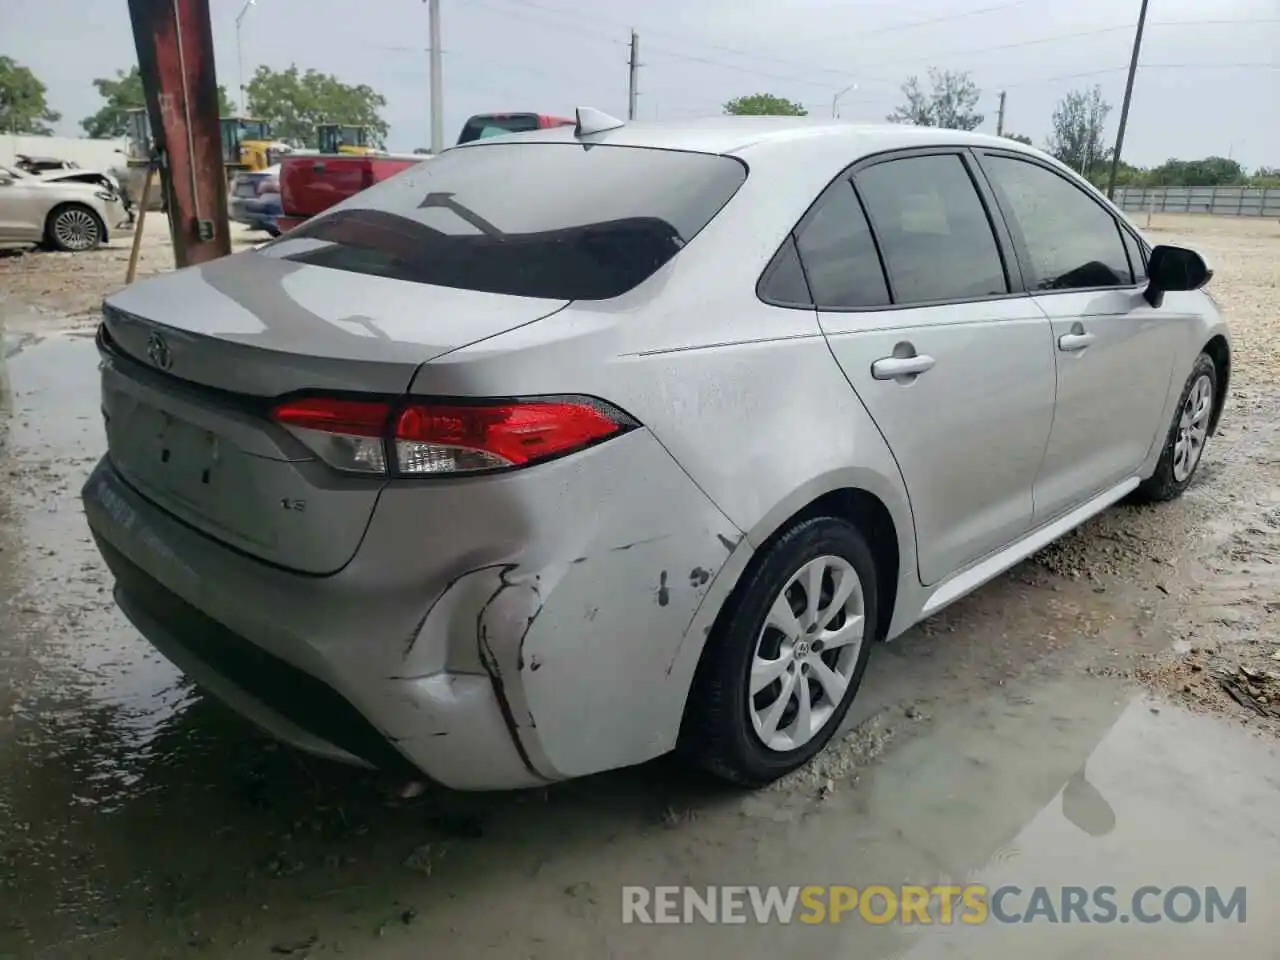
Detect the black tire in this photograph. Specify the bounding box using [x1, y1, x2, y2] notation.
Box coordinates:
[679, 515, 879, 787]
[44, 203, 105, 252]
[1132, 352, 1218, 503]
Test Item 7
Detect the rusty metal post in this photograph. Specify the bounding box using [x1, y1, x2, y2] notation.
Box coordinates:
[128, 0, 231, 267]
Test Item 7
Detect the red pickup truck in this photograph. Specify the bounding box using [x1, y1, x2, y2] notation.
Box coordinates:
[278, 112, 574, 232]
[277, 152, 420, 233]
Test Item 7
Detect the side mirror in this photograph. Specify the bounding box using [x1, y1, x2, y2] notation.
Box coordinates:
[1144, 244, 1212, 308]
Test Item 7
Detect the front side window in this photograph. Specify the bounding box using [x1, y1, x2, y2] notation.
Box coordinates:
[855, 154, 1008, 304]
[1121, 228, 1148, 281]
[264, 143, 747, 301]
[981, 154, 1133, 290]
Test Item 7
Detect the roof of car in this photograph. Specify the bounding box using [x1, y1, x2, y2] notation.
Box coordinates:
[453, 116, 1037, 160]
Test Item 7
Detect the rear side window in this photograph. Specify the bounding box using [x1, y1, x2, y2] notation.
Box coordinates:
[980, 154, 1133, 289]
[856, 154, 1008, 304]
[793, 181, 890, 309]
[266, 144, 747, 301]
[758, 235, 812, 307]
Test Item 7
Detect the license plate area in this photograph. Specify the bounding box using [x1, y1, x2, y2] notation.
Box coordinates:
[105, 387, 271, 545]
[235, 183, 257, 198]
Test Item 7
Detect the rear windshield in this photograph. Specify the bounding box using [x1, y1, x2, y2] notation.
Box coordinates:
[264, 143, 747, 301]
[457, 114, 540, 144]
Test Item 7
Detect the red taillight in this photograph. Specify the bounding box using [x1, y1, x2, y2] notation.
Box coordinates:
[272, 398, 391, 473]
[270, 396, 634, 476]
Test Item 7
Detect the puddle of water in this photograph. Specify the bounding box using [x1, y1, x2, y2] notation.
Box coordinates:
[0, 334, 194, 815]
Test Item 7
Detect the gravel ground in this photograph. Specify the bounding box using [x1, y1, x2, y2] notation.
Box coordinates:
[1140, 213, 1280, 384]
[0, 217, 262, 329]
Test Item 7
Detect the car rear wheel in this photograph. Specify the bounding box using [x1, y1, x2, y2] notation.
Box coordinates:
[679, 516, 878, 787]
[46, 204, 104, 252]
[1132, 352, 1218, 503]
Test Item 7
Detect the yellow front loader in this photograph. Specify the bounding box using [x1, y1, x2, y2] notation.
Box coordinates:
[316, 123, 376, 155]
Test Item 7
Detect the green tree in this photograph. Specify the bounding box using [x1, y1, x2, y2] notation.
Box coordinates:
[1146, 156, 1244, 187]
[723, 93, 808, 116]
[1046, 86, 1111, 177]
[1251, 166, 1280, 187]
[0, 57, 61, 135]
[81, 66, 232, 138]
[1003, 132, 1034, 146]
[246, 65, 388, 148]
[887, 69, 983, 130]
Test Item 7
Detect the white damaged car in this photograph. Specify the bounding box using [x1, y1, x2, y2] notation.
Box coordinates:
[0, 163, 128, 252]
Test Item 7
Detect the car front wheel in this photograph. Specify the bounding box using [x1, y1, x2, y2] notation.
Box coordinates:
[46, 204, 104, 252]
[680, 515, 878, 786]
[1133, 352, 1218, 503]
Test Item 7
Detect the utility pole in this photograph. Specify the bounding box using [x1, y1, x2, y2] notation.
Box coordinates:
[428, 0, 444, 154]
[627, 31, 640, 121]
[1107, 0, 1150, 199]
[234, 0, 256, 116]
[996, 90, 1006, 136]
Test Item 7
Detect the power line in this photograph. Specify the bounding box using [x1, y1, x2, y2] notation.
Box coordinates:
[369, 0, 1278, 136]
[850, 19, 1280, 74]
[458, 0, 1278, 97]
[994, 61, 1276, 91]
[461, 0, 627, 47]
[855, 0, 1039, 38]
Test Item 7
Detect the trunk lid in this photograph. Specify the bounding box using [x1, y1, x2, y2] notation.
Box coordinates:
[100, 250, 567, 574]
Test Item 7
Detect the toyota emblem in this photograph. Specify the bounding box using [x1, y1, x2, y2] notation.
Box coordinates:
[146, 331, 172, 370]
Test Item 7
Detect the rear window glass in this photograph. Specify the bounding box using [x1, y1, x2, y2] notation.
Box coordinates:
[457, 114, 541, 144]
[264, 143, 748, 301]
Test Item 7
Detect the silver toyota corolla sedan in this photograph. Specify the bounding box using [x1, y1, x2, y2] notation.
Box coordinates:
[82, 113, 1230, 790]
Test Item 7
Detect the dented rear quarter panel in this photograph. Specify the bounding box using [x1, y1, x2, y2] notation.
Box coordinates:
[401, 183, 919, 776]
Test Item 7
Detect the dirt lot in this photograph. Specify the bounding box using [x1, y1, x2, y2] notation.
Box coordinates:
[0, 216, 261, 331]
[0, 213, 1278, 958]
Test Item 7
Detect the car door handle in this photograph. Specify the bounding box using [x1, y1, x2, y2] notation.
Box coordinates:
[871, 354, 936, 380]
[1058, 332, 1096, 352]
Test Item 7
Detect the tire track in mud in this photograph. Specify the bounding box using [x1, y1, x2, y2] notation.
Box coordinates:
[1131, 385, 1280, 732]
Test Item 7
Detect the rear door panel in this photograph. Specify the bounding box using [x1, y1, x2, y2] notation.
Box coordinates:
[822, 305, 1055, 585]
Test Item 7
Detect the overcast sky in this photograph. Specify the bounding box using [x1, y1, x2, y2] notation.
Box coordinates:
[3, 0, 1277, 168]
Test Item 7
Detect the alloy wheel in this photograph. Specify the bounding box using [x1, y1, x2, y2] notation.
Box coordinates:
[1172, 373, 1213, 483]
[749, 554, 866, 752]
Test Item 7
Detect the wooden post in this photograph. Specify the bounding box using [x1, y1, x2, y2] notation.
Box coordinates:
[124, 165, 157, 285]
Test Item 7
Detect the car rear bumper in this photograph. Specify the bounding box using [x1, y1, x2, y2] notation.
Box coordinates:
[82, 423, 745, 788]
[82, 457, 540, 789]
